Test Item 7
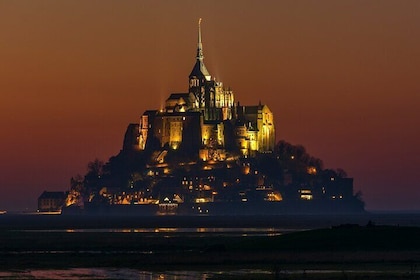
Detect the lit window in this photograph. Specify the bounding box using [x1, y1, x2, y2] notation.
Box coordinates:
[300, 189, 313, 200]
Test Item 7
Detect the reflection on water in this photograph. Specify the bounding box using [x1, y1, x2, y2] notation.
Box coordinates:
[0, 268, 414, 279]
[22, 227, 298, 237]
[0, 268, 272, 279]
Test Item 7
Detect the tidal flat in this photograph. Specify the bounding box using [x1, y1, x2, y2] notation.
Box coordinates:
[1, 214, 420, 279]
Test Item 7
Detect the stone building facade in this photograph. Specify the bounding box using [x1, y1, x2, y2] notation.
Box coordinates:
[132, 20, 275, 160]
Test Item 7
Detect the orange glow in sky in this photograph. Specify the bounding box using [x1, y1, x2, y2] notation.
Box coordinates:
[0, 1, 419, 211]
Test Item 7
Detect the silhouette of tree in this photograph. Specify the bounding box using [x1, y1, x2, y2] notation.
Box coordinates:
[84, 159, 105, 193]
[87, 159, 104, 177]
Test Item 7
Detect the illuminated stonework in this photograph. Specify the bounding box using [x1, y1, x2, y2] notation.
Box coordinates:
[135, 20, 275, 159]
[299, 189, 313, 200]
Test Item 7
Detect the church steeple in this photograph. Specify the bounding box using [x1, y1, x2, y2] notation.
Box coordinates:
[189, 18, 211, 81]
[197, 18, 204, 61]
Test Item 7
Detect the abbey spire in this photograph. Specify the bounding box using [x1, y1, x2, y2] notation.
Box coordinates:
[189, 18, 211, 81]
[196, 18, 204, 61]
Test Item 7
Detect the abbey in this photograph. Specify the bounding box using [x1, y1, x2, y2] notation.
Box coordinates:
[61, 20, 365, 215]
[131, 20, 275, 159]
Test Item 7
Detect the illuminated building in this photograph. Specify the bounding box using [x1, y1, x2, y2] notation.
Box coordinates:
[135, 19, 275, 159]
[38, 191, 67, 212]
[60, 20, 364, 215]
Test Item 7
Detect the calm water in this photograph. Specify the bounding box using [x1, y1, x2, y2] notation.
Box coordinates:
[3, 212, 420, 230]
[21, 227, 297, 237]
[0, 268, 216, 279]
[1, 268, 271, 279]
[0, 268, 416, 279]
[1, 212, 420, 279]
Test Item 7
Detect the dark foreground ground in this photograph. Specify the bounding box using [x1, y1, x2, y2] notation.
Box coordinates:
[1, 213, 420, 279]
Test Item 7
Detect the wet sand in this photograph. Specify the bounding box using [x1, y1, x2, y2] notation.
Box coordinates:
[2, 211, 420, 230]
[1, 213, 420, 278]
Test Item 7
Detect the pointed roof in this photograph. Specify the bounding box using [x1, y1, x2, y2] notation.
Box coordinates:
[197, 18, 204, 61]
[38, 191, 66, 200]
[189, 18, 211, 81]
[166, 93, 196, 108]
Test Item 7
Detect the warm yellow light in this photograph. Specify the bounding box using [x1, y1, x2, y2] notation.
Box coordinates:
[195, 198, 210, 203]
[307, 167, 317, 175]
[301, 195, 313, 200]
[266, 192, 282, 201]
[300, 189, 313, 200]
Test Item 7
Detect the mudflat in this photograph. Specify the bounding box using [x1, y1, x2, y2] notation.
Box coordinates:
[1, 214, 420, 278]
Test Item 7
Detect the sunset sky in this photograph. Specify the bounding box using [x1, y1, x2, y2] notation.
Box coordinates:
[0, 1, 419, 211]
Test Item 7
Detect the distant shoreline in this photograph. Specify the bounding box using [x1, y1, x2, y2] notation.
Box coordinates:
[1, 223, 420, 279]
[2, 212, 420, 231]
